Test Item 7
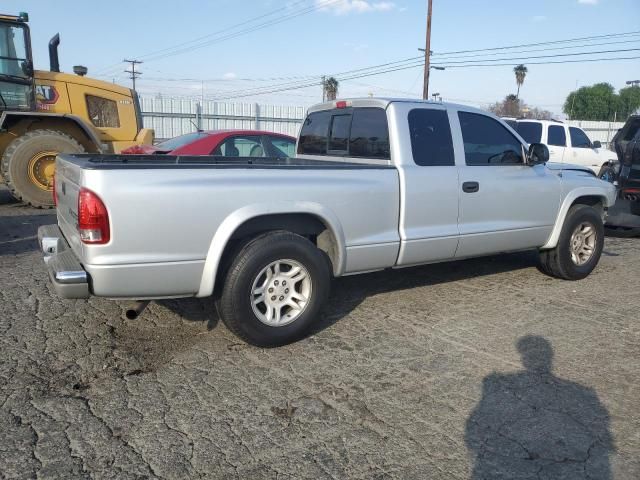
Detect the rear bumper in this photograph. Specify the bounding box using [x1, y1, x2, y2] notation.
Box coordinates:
[605, 198, 640, 229]
[38, 224, 90, 299]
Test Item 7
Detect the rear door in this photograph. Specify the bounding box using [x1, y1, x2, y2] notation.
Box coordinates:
[454, 110, 560, 258]
[394, 104, 460, 265]
[546, 124, 567, 163]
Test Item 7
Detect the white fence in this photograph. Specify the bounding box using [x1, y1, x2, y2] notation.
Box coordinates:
[140, 96, 625, 147]
[140, 96, 305, 140]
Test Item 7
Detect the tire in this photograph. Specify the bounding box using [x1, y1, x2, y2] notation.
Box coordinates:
[597, 164, 616, 183]
[217, 231, 331, 347]
[1, 129, 85, 208]
[538, 204, 604, 280]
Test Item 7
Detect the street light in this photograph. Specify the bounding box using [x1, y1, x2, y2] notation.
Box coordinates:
[431, 66, 445, 71]
[626, 80, 640, 87]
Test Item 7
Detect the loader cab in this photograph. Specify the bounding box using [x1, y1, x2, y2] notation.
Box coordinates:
[0, 13, 36, 111]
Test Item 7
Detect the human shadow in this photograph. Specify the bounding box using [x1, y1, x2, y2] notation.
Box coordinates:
[465, 336, 614, 480]
[0, 213, 57, 256]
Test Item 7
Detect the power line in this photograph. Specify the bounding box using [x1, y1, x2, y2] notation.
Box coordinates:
[142, 0, 341, 62]
[95, 0, 337, 75]
[128, 35, 640, 97]
[208, 55, 640, 101]
[431, 30, 640, 56]
[431, 37, 640, 61]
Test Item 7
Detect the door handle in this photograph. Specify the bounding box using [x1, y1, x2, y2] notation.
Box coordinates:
[462, 181, 479, 193]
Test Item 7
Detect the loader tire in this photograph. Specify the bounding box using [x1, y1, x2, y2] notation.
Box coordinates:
[1, 129, 85, 208]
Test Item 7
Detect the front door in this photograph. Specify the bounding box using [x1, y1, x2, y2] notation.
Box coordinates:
[454, 110, 561, 258]
[568, 126, 600, 170]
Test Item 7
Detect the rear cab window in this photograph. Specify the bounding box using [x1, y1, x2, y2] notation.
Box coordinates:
[515, 122, 542, 144]
[298, 107, 390, 159]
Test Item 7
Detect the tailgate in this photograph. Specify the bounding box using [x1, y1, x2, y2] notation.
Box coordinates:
[54, 155, 84, 258]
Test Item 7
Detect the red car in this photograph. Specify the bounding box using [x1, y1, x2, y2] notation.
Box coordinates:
[121, 130, 297, 157]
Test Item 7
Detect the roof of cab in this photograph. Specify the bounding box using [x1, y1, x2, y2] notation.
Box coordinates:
[307, 97, 488, 115]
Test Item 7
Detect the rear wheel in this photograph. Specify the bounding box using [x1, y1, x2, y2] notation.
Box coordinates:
[217, 231, 331, 347]
[538, 204, 604, 280]
[1, 129, 85, 207]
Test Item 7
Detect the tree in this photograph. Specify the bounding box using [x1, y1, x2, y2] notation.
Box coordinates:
[617, 86, 640, 119]
[563, 83, 619, 121]
[488, 95, 552, 120]
[513, 64, 528, 99]
[323, 77, 339, 101]
[489, 94, 521, 117]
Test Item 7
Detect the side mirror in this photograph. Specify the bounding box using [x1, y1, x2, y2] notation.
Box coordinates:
[21, 60, 34, 77]
[592, 140, 602, 149]
[527, 143, 549, 166]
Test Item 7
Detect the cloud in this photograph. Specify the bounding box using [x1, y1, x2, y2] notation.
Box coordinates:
[223, 72, 237, 79]
[532, 15, 546, 22]
[316, 0, 397, 15]
[577, 0, 598, 4]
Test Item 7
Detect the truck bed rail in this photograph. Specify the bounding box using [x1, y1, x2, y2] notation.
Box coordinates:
[59, 154, 394, 170]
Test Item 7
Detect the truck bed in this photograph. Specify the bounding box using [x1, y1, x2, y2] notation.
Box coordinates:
[60, 154, 394, 170]
[54, 152, 401, 298]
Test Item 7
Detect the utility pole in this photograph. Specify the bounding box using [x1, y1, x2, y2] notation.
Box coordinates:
[124, 59, 143, 91]
[422, 0, 433, 100]
[321, 75, 326, 102]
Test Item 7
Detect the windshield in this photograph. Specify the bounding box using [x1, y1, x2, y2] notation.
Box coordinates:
[0, 22, 33, 110]
[156, 132, 209, 150]
[516, 122, 542, 144]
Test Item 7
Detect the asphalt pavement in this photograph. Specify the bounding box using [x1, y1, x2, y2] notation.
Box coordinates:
[1, 185, 638, 479]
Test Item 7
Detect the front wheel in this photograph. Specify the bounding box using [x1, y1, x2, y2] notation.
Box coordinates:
[538, 204, 604, 280]
[217, 231, 331, 347]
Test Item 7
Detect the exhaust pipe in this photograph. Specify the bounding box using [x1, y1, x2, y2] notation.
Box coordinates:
[125, 301, 150, 320]
[49, 34, 60, 72]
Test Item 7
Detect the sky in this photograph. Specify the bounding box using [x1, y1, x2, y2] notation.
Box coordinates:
[6, 0, 640, 116]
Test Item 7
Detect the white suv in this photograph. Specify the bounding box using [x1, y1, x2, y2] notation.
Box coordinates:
[515, 120, 617, 179]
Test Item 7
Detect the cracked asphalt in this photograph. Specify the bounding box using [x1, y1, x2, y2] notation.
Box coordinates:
[0, 184, 639, 479]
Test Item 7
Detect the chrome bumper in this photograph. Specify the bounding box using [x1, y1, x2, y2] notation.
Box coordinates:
[38, 225, 90, 299]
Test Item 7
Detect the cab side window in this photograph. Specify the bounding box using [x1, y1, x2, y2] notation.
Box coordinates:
[86, 95, 120, 128]
[569, 127, 592, 148]
[458, 111, 524, 165]
[547, 125, 566, 147]
[408, 109, 454, 166]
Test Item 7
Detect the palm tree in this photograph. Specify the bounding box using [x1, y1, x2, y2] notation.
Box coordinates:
[323, 77, 339, 101]
[514, 64, 528, 99]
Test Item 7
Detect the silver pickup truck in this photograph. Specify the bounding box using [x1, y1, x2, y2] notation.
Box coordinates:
[39, 98, 616, 346]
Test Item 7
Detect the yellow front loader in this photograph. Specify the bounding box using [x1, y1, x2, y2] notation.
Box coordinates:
[0, 12, 153, 207]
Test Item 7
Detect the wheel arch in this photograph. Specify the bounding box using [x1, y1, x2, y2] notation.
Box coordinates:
[0, 112, 103, 155]
[196, 204, 347, 298]
[542, 190, 610, 250]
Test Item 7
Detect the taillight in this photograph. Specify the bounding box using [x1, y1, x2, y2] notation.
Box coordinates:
[78, 188, 110, 244]
[52, 173, 57, 206]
